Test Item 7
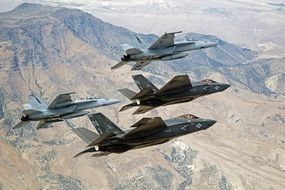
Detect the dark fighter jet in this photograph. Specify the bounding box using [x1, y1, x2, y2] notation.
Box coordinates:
[119, 75, 230, 114]
[70, 113, 216, 157]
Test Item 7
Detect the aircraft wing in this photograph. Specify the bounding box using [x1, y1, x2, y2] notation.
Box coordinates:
[148, 31, 181, 50]
[133, 105, 156, 115]
[36, 120, 52, 129]
[124, 117, 166, 138]
[48, 92, 75, 109]
[131, 60, 152, 70]
[156, 75, 192, 95]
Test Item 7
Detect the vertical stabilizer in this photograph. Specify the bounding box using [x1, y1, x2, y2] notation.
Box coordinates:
[88, 113, 124, 135]
[28, 93, 48, 110]
[132, 75, 158, 92]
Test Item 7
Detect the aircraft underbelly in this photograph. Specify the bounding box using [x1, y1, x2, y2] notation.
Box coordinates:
[174, 44, 197, 53]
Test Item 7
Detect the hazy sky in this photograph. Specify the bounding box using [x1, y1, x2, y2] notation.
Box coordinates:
[0, 0, 19, 12]
[1, 0, 284, 50]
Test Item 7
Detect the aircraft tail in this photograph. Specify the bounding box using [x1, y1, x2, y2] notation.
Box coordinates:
[121, 43, 134, 52]
[28, 93, 48, 110]
[111, 61, 128, 70]
[22, 105, 42, 115]
[118, 88, 136, 100]
[132, 75, 158, 92]
[71, 127, 99, 145]
[12, 121, 30, 129]
[88, 113, 124, 135]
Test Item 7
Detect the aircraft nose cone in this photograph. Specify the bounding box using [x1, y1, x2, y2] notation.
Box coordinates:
[222, 84, 231, 91]
[207, 120, 217, 128]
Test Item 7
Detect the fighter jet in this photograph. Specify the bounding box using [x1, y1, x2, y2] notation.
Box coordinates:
[13, 92, 120, 129]
[119, 75, 230, 114]
[70, 113, 216, 157]
[111, 31, 218, 70]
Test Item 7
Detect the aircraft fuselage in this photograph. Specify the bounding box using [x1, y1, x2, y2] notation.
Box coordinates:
[134, 83, 230, 107]
[22, 99, 120, 122]
[96, 118, 216, 153]
[128, 41, 218, 61]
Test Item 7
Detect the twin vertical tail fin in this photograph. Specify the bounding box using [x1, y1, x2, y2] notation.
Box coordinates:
[118, 75, 158, 112]
[119, 75, 157, 101]
[88, 113, 124, 135]
[132, 75, 158, 92]
[71, 128, 99, 145]
[28, 93, 48, 110]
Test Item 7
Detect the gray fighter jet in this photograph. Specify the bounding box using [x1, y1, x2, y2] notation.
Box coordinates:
[13, 92, 120, 129]
[111, 31, 218, 70]
[119, 75, 230, 114]
[70, 113, 216, 157]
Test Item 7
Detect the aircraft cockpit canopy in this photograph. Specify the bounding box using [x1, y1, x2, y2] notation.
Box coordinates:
[201, 79, 217, 84]
[178, 114, 199, 120]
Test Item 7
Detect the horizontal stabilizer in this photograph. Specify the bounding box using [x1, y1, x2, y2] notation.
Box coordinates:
[37, 120, 53, 130]
[92, 152, 110, 157]
[12, 121, 29, 129]
[71, 127, 99, 145]
[119, 103, 138, 112]
[131, 87, 153, 100]
[74, 147, 96, 158]
[118, 88, 136, 100]
[111, 61, 129, 70]
[87, 132, 114, 147]
[133, 106, 155, 115]
[131, 60, 151, 70]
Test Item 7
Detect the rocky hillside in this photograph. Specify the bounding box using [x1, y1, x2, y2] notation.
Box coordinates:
[0, 3, 284, 190]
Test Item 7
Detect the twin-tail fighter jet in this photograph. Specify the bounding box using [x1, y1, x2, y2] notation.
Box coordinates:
[111, 31, 218, 70]
[119, 75, 230, 114]
[70, 113, 216, 157]
[13, 92, 120, 129]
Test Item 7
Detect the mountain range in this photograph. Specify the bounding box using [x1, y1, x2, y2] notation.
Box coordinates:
[0, 3, 284, 190]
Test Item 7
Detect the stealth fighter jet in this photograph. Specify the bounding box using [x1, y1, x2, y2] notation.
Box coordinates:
[111, 31, 218, 70]
[13, 92, 120, 129]
[119, 75, 230, 114]
[70, 113, 216, 157]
